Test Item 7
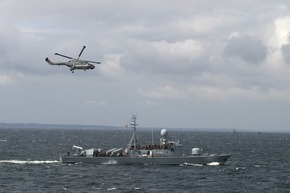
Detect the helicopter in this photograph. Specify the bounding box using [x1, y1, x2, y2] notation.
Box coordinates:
[45, 46, 101, 73]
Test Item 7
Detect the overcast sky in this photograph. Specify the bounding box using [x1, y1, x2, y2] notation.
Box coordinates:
[1, 0, 290, 131]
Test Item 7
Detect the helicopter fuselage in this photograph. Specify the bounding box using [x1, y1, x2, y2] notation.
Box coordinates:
[67, 60, 95, 70]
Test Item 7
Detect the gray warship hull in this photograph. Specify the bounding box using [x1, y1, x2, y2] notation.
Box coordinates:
[60, 115, 231, 165]
[60, 154, 231, 165]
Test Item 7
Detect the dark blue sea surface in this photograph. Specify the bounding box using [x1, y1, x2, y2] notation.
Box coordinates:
[0, 128, 289, 193]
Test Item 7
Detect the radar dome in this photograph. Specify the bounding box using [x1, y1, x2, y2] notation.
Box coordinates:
[160, 129, 168, 137]
[191, 148, 201, 155]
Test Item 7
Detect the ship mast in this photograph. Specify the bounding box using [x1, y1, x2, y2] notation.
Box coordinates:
[127, 114, 138, 150]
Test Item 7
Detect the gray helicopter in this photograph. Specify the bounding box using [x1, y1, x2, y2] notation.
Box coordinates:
[45, 46, 101, 73]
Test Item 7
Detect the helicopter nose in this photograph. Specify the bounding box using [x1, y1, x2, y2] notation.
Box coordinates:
[90, 65, 95, 69]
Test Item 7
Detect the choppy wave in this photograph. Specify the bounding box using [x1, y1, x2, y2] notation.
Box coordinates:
[107, 187, 117, 191]
[0, 160, 59, 164]
[1, 128, 289, 193]
[101, 160, 118, 165]
[183, 162, 220, 166]
[207, 162, 220, 166]
[183, 162, 203, 166]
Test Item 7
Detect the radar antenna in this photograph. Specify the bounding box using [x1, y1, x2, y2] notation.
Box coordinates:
[127, 114, 138, 151]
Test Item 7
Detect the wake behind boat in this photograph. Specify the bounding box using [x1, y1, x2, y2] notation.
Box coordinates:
[60, 115, 231, 165]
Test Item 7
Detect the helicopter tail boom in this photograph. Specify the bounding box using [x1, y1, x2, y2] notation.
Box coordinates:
[45, 58, 68, 66]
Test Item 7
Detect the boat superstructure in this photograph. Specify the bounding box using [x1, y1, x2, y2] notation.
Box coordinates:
[60, 115, 231, 165]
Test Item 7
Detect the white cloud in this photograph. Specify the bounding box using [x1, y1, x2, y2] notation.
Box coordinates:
[273, 16, 290, 47]
[84, 100, 108, 107]
[153, 40, 205, 61]
[187, 86, 290, 102]
[0, 74, 13, 86]
[100, 54, 124, 80]
[170, 14, 239, 35]
[137, 86, 189, 100]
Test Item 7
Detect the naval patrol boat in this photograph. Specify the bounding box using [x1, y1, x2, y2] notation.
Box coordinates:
[60, 115, 231, 165]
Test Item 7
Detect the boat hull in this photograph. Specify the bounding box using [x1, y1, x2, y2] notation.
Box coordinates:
[60, 154, 231, 165]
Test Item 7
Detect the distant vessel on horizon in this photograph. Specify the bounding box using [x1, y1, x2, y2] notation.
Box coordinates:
[232, 128, 237, 134]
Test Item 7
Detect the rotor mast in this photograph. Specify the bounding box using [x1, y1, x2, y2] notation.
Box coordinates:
[78, 46, 86, 59]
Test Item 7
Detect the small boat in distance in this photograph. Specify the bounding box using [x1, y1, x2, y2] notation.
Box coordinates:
[60, 115, 231, 165]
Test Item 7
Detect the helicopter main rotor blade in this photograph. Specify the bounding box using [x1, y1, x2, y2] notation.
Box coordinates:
[55, 53, 74, 59]
[78, 46, 86, 59]
[84, 60, 101, 64]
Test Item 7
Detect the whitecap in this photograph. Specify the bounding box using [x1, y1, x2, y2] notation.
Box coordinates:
[0, 160, 59, 164]
[207, 162, 220, 166]
[184, 162, 203, 166]
[107, 187, 117, 191]
[101, 160, 118, 165]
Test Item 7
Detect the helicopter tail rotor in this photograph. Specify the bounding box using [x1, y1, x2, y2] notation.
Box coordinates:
[45, 58, 53, 64]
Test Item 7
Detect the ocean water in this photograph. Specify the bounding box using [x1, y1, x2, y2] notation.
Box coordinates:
[0, 128, 289, 193]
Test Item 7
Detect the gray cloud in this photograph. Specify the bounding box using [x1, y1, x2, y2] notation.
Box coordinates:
[120, 39, 210, 77]
[281, 33, 290, 64]
[281, 44, 290, 64]
[223, 35, 267, 64]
